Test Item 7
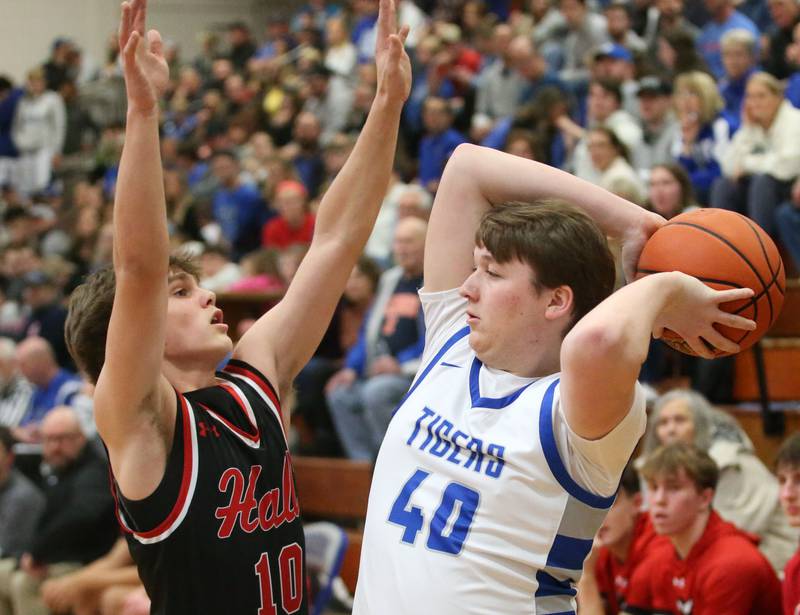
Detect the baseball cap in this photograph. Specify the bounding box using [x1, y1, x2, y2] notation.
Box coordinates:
[593, 43, 633, 63]
[636, 76, 672, 97]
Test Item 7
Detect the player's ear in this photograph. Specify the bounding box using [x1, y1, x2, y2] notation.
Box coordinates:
[544, 285, 573, 321]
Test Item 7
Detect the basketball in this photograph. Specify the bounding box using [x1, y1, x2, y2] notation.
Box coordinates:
[636, 208, 785, 357]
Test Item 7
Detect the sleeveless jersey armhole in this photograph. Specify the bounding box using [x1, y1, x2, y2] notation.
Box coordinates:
[113, 390, 199, 543]
[221, 359, 282, 421]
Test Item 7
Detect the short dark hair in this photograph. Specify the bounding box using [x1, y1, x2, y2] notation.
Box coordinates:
[0, 426, 15, 454]
[775, 434, 800, 472]
[476, 200, 615, 332]
[591, 78, 623, 105]
[65, 253, 200, 384]
[619, 461, 640, 496]
[640, 443, 719, 492]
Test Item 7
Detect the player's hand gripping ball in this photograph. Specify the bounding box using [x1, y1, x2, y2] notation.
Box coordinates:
[636, 208, 785, 357]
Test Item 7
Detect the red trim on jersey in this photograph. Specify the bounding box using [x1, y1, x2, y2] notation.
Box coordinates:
[131, 393, 195, 539]
[198, 398, 260, 443]
[223, 363, 283, 422]
[109, 466, 134, 535]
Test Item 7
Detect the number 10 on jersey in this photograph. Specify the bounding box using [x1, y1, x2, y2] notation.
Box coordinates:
[388, 469, 480, 555]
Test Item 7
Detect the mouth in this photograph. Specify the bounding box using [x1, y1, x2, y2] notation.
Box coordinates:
[466, 311, 479, 323]
[211, 309, 225, 325]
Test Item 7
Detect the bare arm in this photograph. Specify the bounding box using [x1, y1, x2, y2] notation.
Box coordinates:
[233, 0, 412, 410]
[560, 272, 756, 439]
[93, 0, 175, 498]
[424, 144, 663, 292]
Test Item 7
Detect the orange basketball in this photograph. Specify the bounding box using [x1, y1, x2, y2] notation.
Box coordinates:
[636, 208, 785, 357]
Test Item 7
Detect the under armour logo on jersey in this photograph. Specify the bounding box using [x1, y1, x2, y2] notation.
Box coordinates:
[676, 599, 693, 614]
[198, 421, 221, 438]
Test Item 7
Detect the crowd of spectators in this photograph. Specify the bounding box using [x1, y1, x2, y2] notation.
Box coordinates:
[0, 0, 799, 612]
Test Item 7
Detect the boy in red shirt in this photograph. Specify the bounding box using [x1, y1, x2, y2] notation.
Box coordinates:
[625, 442, 782, 615]
[777, 434, 800, 615]
[262, 179, 315, 249]
[579, 464, 669, 615]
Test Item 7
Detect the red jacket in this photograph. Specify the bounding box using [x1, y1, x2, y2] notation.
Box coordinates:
[625, 510, 783, 615]
[785, 548, 800, 615]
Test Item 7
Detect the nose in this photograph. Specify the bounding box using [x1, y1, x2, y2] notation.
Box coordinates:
[201, 287, 216, 307]
[459, 271, 478, 301]
[780, 480, 796, 504]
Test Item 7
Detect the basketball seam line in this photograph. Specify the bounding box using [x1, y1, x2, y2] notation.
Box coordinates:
[666, 221, 772, 324]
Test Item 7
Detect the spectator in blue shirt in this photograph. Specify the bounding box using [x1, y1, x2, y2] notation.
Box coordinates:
[697, 0, 759, 79]
[0, 77, 23, 187]
[718, 28, 759, 133]
[14, 337, 81, 441]
[417, 96, 466, 193]
[210, 149, 268, 259]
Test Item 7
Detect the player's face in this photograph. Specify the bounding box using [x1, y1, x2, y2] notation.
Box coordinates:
[777, 464, 800, 527]
[655, 398, 695, 445]
[647, 469, 712, 537]
[596, 489, 640, 550]
[459, 247, 552, 372]
[164, 272, 232, 366]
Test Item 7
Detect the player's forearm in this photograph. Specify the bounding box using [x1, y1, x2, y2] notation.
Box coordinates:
[113, 108, 170, 276]
[444, 144, 649, 240]
[564, 272, 685, 371]
[312, 92, 404, 255]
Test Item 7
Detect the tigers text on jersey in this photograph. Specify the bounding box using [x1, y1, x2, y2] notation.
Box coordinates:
[111, 360, 308, 615]
[353, 289, 645, 615]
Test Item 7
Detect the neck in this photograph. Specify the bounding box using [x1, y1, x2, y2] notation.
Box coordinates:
[500, 336, 562, 378]
[608, 532, 634, 562]
[163, 362, 220, 393]
[670, 508, 710, 559]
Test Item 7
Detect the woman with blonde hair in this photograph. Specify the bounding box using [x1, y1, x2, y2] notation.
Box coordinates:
[642, 388, 799, 571]
[670, 70, 731, 204]
[709, 71, 800, 237]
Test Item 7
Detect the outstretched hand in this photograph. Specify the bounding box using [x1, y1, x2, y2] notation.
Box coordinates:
[119, 0, 169, 114]
[374, 0, 412, 104]
[654, 275, 756, 358]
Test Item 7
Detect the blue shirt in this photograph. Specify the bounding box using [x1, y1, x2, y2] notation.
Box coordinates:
[0, 88, 23, 158]
[418, 129, 467, 186]
[719, 68, 756, 134]
[211, 182, 267, 259]
[21, 369, 82, 427]
[786, 73, 800, 109]
[698, 12, 760, 78]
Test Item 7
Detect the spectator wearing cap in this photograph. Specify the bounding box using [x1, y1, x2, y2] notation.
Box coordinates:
[0, 426, 44, 559]
[697, 0, 759, 79]
[14, 337, 81, 442]
[718, 28, 759, 134]
[21, 270, 72, 371]
[591, 43, 639, 117]
[558, 0, 609, 88]
[632, 76, 679, 175]
[0, 77, 23, 188]
[604, 1, 647, 55]
[0, 339, 32, 429]
[261, 180, 315, 249]
[210, 149, 268, 259]
[417, 96, 467, 193]
[10, 67, 66, 196]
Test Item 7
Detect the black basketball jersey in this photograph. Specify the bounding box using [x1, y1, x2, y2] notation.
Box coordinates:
[111, 359, 308, 615]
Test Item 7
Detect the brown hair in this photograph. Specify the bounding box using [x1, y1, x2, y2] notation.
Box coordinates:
[65, 253, 200, 384]
[640, 442, 719, 492]
[775, 433, 800, 472]
[476, 200, 615, 332]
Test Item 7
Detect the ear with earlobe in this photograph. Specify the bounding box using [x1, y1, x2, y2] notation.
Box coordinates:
[544, 285, 574, 321]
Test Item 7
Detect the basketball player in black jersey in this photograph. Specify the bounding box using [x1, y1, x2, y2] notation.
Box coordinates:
[62, 0, 411, 612]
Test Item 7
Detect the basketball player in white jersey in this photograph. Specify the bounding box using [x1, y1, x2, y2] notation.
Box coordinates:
[353, 144, 757, 614]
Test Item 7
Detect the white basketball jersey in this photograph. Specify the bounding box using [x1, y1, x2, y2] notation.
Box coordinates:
[353, 289, 644, 615]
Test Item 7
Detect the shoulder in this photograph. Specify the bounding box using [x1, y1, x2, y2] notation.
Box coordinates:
[700, 532, 772, 579]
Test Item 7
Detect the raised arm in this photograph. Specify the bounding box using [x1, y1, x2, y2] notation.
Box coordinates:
[233, 0, 411, 405]
[92, 0, 175, 497]
[560, 272, 756, 439]
[424, 144, 663, 292]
